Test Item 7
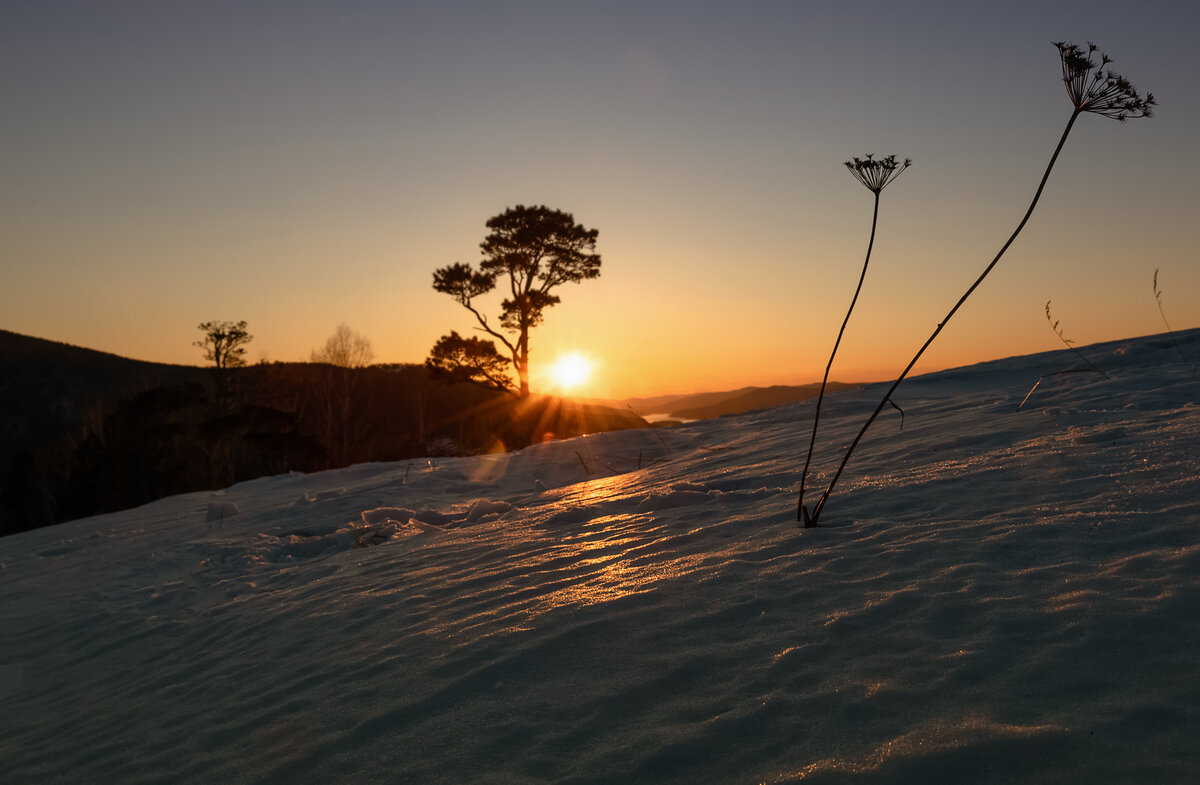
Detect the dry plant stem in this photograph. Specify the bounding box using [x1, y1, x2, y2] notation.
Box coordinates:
[1047, 301, 1108, 378]
[798, 191, 880, 525]
[1058, 336, 1110, 378]
[1153, 269, 1191, 368]
[809, 109, 1082, 525]
[1018, 368, 1103, 411]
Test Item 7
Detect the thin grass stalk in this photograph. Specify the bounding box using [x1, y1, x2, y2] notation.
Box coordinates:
[809, 109, 1082, 525]
[1046, 300, 1108, 378]
[1018, 368, 1103, 411]
[1153, 268, 1191, 368]
[798, 191, 880, 525]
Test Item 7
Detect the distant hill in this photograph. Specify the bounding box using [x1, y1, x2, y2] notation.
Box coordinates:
[608, 382, 864, 422]
[667, 382, 861, 420]
[0, 329, 206, 453]
[622, 388, 762, 417]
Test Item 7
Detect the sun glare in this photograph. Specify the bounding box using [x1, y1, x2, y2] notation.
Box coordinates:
[550, 352, 593, 391]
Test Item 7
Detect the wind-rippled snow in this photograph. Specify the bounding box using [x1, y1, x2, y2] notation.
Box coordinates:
[2, 331, 1198, 784]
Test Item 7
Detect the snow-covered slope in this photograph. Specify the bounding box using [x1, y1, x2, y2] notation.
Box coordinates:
[3, 331, 1198, 784]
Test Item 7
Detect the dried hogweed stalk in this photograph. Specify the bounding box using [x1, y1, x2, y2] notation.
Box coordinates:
[1056, 41, 1155, 120]
[805, 42, 1153, 526]
[844, 154, 911, 192]
[798, 154, 910, 527]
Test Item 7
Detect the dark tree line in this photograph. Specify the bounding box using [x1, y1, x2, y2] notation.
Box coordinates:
[1, 360, 644, 536]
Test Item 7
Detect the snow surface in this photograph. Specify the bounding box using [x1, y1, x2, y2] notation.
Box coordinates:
[2, 331, 1199, 784]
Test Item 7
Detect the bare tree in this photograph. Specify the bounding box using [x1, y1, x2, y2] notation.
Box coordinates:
[309, 324, 375, 467]
[310, 323, 374, 368]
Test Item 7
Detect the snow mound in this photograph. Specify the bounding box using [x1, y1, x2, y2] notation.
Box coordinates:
[3, 329, 1199, 784]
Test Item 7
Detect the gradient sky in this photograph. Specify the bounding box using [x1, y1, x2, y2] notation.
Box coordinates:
[4, 0, 1198, 398]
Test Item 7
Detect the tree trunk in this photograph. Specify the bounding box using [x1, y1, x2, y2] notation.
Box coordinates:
[518, 327, 531, 397]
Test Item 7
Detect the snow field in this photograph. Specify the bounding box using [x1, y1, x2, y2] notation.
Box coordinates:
[1, 330, 1198, 784]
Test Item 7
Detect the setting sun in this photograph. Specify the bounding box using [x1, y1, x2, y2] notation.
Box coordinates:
[550, 352, 593, 391]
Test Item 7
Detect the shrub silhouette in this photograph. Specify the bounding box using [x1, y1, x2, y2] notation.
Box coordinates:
[426, 331, 516, 393]
[804, 41, 1154, 526]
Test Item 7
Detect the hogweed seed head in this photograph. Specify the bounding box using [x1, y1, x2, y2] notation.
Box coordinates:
[1053, 41, 1155, 121]
[844, 154, 911, 193]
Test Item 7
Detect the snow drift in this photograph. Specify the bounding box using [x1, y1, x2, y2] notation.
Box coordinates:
[2, 330, 1198, 784]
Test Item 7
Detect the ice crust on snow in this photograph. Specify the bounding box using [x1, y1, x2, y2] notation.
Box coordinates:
[1, 330, 1199, 784]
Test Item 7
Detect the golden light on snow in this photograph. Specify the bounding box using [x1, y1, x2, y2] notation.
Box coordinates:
[549, 352, 593, 391]
[529, 473, 710, 613]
